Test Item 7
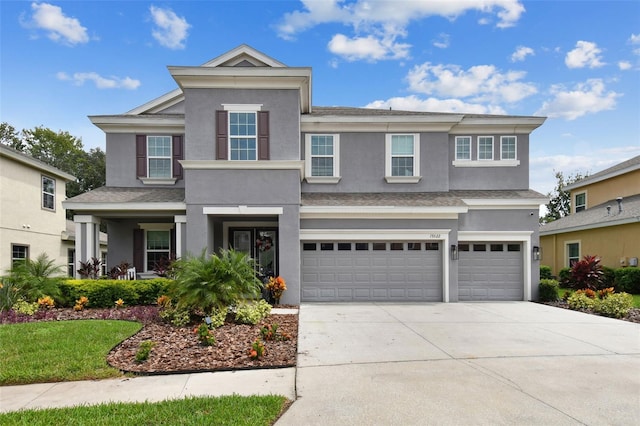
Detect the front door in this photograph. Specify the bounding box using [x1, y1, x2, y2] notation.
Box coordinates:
[230, 228, 278, 277]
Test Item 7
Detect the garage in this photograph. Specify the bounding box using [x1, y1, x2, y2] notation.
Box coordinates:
[301, 241, 443, 302]
[458, 242, 523, 301]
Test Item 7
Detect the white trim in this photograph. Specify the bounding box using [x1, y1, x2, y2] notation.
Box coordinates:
[462, 198, 548, 209]
[138, 223, 175, 231]
[202, 45, 287, 68]
[180, 160, 305, 181]
[452, 159, 520, 167]
[539, 216, 640, 235]
[299, 205, 467, 219]
[41, 175, 56, 211]
[74, 215, 101, 224]
[477, 136, 494, 161]
[126, 88, 183, 115]
[203, 206, 284, 216]
[574, 191, 587, 213]
[146, 135, 173, 179]
[565, 163, 640, 191]
[0, 145, 76, 181]
[174, 215, 186, 258]
[385, 133, 421, 183]
[140, 177, 177, 185]
[565, 240, 581, 268]
[304, 134, 340, 182]
[222, 104, 262, 111]
[63, 201, 186, 211]
[458, 231, 533, 301]
[500, 136, 517, 161]
[88, 115, 185, 133]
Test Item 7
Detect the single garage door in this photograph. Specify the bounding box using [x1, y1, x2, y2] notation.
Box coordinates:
[301, 241, 442, 302]
[458, 242, 523, 301]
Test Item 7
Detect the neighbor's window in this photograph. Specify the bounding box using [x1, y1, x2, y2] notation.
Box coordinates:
[500, 136, 517, 160]
[575, 193, 586, 212]
[67, 249, 75, 277]
[567, 242, 580, 267]
[229, 112, 257, 160]
[478, 136, 494, 160]
[455, 136, 471, 160]
[12, 244, 29, 266]
[42, 175, 55, 210]
[147, 136, 172, 178]
[146, 230, 170, 271]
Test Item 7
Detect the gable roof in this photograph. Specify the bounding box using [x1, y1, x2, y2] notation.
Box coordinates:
[539, 193, 640, 235]
[0, 145, 76, 181]
[565, 155, 640, 191]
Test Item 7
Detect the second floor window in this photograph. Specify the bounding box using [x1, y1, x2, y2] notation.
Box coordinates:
[42, 175, 55, 210]
[229, 112, 257, 160]
[310, 135, 335, 176]
[575, 193, 586, 212]
[390, 135, 416, 176]
[455, 136, 471, 160]
[147, 136, 172, 178]
[478, 136, 494, 160]
[501, 136, 517, 160]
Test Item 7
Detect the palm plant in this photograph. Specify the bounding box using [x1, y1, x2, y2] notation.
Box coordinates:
[8, 253, 65, 302]
[169, 249, 262, 313]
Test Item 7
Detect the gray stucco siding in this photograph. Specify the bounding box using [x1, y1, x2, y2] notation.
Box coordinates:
[458, 209, 540, 232]
[184, 88, 300, 161]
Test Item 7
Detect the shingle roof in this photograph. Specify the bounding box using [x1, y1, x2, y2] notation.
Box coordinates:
[65, 187, 185, 204]
[540, 194, 640, 235]
[565, 155, 640, 190]
[302, 190, 546, 207]
[306, 106, 537, 119]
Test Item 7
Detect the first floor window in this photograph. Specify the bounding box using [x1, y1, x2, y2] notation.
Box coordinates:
[12, 244, 29, 266]
[146, 230, 170, 271]
[567, 242, 580, 267]
[455, 136, 471, 160]
[42, 176, 55, 210]
[68, 249, 75, 277]
[478, 136, 494, 160]
[575, 193, 586, 212]
[501, 136, 517, 160]
[147, 136, 172, 178]
[230, 112, 257, 160]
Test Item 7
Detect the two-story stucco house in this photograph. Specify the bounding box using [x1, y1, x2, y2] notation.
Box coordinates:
[540, 155, 640, 275]
[1, 145, 76, 275]
[64, 45, 547, 304]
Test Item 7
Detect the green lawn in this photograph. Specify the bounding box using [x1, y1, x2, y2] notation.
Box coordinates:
[0, 395, 288, 426]
[556, 287, 640, 307]
[0, 320, 141, 385]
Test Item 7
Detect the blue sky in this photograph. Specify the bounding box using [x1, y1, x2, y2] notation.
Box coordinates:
[1, 0, 639, 196]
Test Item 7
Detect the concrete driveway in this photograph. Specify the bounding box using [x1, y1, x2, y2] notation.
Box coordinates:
[277, 302, 640, 425]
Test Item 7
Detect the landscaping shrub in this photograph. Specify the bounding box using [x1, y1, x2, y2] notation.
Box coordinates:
[59, 279, 172, 308]
[558, 267, 572, 288]
[169, 249, 262, 313]
[0, 278, 22, 313]
[540, 265, 553, 280]
[567, 292, 596, 311]
[538, 279, 559, 302]
[569, 255, 604, 290]
[601, 266, 616, 290]
[5, 253, 65, 304]
[614, 268, 640, 294]
[234, 300, 272, 325]
[596, 293, 633, 318]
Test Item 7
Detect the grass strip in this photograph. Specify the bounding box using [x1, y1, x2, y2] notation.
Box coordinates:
[0, 395, 288, 426]
[0, 320, 141, 385]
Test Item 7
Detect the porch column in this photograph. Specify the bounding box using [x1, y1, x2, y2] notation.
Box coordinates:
[174, 215, 187, 259]
[73, 215, 101, 277]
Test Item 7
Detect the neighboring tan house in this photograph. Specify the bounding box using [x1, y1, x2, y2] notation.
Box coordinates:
[64, 45, 547, 303]
[61, 220, 108, 277]
[540, 155, 640, 275]
[0, 145, 76, 275]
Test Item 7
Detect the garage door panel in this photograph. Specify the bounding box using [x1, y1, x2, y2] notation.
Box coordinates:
[302, 241, 443, 302]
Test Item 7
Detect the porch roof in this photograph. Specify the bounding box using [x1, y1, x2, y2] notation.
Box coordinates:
[65, 186, 185, 204]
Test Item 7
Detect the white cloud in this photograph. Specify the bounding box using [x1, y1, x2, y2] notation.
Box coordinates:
[510, 46, 534, 62]
[365, 95, 506, 115]
[57, 71, 140, 90]
[629, 33, 640, 45]
[535, 79, 619, 120]
[149, 5, 190, 50]
[277, 0, 525, 60]
[328, 34, 410, 61]
[433, 33, 450, 49]
[26, 2, 89, 45]
[618, 61, 632, 70]
[406, 62, 537, 104]
[565, 41, 605, 69]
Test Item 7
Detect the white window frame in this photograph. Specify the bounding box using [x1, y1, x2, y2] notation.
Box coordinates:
[223, 104, 262, 162]
[574, 192, 586, 213]
[477, 136, 494, 161]
[566, 241, 580, 267]
[147, 136, 172, 179]
[42, 175, 55, 211]
[500, 136, 517, 160]
[455, 136, 472, 161]
[385, 133, 421, 183]
[305, 134, 341, 184]
[139, 223, 174, 272]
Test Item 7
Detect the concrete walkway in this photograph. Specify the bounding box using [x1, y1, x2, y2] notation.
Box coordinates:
[277, 302, 640, 425]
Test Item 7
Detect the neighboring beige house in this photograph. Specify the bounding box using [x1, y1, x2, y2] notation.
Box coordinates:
[540, 155, 640, 275]
[1, 145, 77, 275]
[61, 220, 108, 277]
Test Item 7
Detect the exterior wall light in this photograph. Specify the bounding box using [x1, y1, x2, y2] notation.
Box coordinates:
[451, 244, 458, 261]
[532, 246, 541, 261]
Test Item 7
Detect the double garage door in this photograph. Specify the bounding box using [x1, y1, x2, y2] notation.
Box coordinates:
[301, 241, 442, 302]
[458, 242, 523, 301]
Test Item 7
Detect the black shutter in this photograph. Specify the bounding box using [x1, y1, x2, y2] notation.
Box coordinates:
[216, 110, 228, 160]
[258, 111, 269, 160]
[133, 229, 144, 272]
[172, 135, 183, 179]
[136, 135, 146, 177]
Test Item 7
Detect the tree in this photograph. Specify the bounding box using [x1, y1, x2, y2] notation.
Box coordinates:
[0, 122, 24, 150]
[540, 170, 587, 224]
